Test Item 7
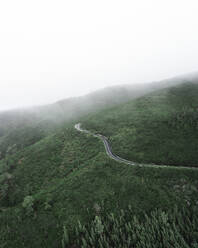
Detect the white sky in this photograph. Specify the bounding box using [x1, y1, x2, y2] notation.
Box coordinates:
[0, 0, 198, 110]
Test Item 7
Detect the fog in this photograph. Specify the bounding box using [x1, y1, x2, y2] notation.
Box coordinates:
[0, 0, 198, 110]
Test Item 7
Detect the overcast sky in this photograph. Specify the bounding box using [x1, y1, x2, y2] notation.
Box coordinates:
[0, 0, 198, 110]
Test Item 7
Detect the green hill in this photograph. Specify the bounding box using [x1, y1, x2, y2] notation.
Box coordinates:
[0, 84, 155, 160]
[83, 82, 198, 167]
[0, 78, 198, 247]
[0, 76, 189, 160]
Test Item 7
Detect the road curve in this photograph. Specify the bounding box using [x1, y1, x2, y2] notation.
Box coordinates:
[74, 123, 198, 170]
[75, 123, 135, 165]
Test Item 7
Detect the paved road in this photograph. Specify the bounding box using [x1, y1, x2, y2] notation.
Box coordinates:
[75, 123, 135, 165]
[74, 123, 198, 170]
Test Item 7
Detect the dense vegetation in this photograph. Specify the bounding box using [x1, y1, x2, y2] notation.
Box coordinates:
[83, 83, 198, 167]
[1, 148, 198, 247]
[0, 80, 198, 247]
[0, 83, 156, 159]
[63, 204, 198, 248]
[0, 77, 188, 159]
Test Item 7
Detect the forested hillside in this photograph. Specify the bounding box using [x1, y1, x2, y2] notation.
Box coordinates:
[83, 82, 198, 167]
[0, 84, 154, 160]
[0, 76, 190, 160]
[0, 78, 198, 247]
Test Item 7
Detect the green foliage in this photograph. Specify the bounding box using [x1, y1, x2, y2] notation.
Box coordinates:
[1, 152, 198, 247]
[22, 196, 34, 216]
[0, 81, 198, 247]
[63, 204, 198, 248]
[82, 82, 198, 166]
[62, 226, 69, 247]
[94, 215, 104, 234]
[0, 84, 150, 160]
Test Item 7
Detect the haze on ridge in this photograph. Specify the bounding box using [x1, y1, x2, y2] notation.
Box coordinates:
[0, 0, 198, 110]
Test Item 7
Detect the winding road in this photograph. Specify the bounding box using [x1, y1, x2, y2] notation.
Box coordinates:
[74, 123, 197, 170]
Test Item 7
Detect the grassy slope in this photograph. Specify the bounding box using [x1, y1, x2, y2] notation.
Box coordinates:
[83, 82, 198, 167]
[0, 82, 198, 247]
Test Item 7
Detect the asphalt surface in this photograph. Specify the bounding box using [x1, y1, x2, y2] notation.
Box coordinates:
[74, 123, 198, 170]
[75, 123, 143, 166]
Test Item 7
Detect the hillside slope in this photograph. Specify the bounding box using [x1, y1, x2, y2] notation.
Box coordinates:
[0, 74, 191, 160]
[83, 82, 198, 167]
[0, 84, 155, 160]
[0, 79, 198, 247]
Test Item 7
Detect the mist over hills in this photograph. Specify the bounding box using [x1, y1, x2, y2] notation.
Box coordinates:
[1, 71, 198, 131]
[0, 73, 198, 247]
[83, 81, 198, 167]
[0, 72, 198, 163]
[0, 84, 155, 160]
